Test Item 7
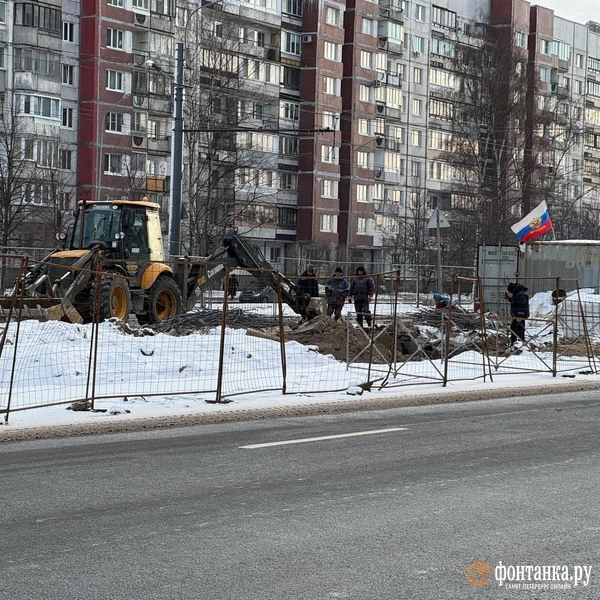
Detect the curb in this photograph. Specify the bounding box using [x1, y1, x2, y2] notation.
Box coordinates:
[1, 378, 598, 444]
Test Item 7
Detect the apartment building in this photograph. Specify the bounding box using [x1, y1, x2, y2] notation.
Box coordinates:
[3, 0, 600, 271]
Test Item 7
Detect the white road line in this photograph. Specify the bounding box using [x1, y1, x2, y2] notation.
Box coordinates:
[239, 427, 407, 449]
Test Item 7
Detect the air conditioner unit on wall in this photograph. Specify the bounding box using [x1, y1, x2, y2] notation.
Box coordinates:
[413, 50, 421, 58]
[372, 80, 382, 87]
[302, 35, 313, 44]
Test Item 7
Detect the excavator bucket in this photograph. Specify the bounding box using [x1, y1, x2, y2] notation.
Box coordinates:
[0, 297, 83, 324]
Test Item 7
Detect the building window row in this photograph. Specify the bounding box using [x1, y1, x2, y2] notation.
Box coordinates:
[15, 3, 62, 33]
[14, 47, 60, 77]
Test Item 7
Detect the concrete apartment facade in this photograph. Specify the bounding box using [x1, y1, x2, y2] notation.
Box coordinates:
[2, 0, 600, 272]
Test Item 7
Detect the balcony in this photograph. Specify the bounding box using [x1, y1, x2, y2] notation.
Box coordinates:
[379, 1, 404, 23]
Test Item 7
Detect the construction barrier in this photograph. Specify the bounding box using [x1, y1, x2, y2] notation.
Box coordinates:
[1, 257, 598, 423]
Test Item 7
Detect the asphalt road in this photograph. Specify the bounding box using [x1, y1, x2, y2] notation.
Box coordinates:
[1, 391, 599, 599]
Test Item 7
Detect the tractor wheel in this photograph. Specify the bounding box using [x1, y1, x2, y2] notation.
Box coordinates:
[97, 273, 131, 321]
[144, 277, 182, 323]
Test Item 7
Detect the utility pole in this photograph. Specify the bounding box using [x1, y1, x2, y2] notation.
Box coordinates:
[169, 42, 184, 258]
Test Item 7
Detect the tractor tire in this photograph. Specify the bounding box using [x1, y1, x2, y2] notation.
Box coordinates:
[96, 273, 131, 321]
[144, 276, 183, 323]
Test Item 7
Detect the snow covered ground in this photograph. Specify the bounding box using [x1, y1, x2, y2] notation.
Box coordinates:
[1, 289, 599, 431]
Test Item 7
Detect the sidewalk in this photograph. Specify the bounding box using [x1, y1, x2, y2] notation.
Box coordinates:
[2, 373, 599, 444]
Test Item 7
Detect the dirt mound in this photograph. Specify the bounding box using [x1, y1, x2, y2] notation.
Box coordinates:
[285, 316, 396, 363]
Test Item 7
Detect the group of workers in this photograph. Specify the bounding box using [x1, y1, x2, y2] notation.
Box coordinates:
[298, 265, 374, 329]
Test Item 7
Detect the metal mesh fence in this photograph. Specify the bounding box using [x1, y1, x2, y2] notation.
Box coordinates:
[2, 256, 600, 423]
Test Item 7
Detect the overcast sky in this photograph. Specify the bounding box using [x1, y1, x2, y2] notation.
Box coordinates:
[535, 0, 600, 25]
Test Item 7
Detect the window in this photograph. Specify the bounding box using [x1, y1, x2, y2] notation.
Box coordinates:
[431, 38, 455, 57]
[16, 49, 60, 77]
[429, 98, 454, 119]
[428, 161, 452, 181]
[326, 6, 340, 26]
[575, 80, 583, 95]
[587, 80, 600, 97]
[431, 6, 456, 29]
[62, 65, 74, 85]
[411, 129, 422, 146]
[412, 98, 422, 116]
[322, 111, 340, 130]
[132, 111, 147, 133]
[278, 207, 297, 228]
[37, 140, 58, 167]
[429, 68, 455, 88]
[356, 151, 371, 168]
[133, 0, 149, 8]
[20, 94, 60, 119]
[104, 153, 123, 174]
[321, 145, 339, 164]
[357, 218, 370, 234]
[322, 179, 338, 198]
[361, 51, 374, 69]
[106, 70, 124, 91]
[62, 107, 73, 128]
[413, 68, 422, 84]
[63, 21, 74, 42]
[539, 68, 551, 83]
[131, 153, 146, 172]
[282, 66, 300, 90]
[576, 53, 583, 68]
[320, 214, 337, 232]
[107, 28, 124, 49]
[429, 130, 451, 150]
[411, 161, 421, 178]
[281, 101, 300, 121]
[358, 119, 371, 135]
[23, 138, 34, 160]
[0, 2, 5, 23]
[415, 4, 425, 21]
[108, 0, 124, 6]
[539, 39, 551, 55]
[360, 84, 371, 102]
[515, 32, 527, 48]
[356, 185, 372, 203]
[280, 135, 298, 155]
[283, 0, 302, 17]
[280, 172, 297, 190]
[590, 57, 600, 72]
[362, 18, 374, 35]
[283, 31, 301, 55]
[323, 76, 341, 95]
[105, 112, 124, 132]
[60, 150, 72, 170]
[324, 42, 341, 61]
[413, 37, 424, 53]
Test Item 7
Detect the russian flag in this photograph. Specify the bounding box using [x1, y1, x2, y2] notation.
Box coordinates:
[510, 201, 553, 243]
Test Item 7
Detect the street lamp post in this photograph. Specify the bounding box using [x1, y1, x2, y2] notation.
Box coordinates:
[147, 0, 225, 258]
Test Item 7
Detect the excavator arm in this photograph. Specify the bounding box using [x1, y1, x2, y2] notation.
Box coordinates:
[177, 230, 312, 318]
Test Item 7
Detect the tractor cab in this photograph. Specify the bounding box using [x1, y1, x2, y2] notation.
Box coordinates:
[71, 200, 164, 264]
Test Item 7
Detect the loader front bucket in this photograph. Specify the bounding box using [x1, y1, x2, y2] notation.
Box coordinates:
[0, 297, 83, 324]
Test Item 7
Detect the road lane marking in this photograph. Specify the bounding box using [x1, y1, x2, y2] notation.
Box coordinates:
[239, 427, 407, 449]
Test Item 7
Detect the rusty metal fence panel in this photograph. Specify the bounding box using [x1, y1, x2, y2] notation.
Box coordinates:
[2, 260, 600, 424]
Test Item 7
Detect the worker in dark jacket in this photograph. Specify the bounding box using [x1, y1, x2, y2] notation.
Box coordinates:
[298, 266, 319, 297]
[348, 265, 374, 329]
[505, 282, 530, 345]
[325, 267, 348, 321]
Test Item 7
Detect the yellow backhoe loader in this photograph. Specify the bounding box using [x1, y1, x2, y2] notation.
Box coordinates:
[1, 199, 313, 323]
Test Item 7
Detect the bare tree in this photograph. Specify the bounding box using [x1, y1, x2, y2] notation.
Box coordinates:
[179, 7, 284, 256]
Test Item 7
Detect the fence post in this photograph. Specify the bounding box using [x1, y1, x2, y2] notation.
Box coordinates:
[477, 277, 493, 383]
[4, 257, 30, 424]
[276, 272, 288, 394]
[552, 277, 560, 378]
[209, 265, 230, 404]
[86, 262, 103, 408]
